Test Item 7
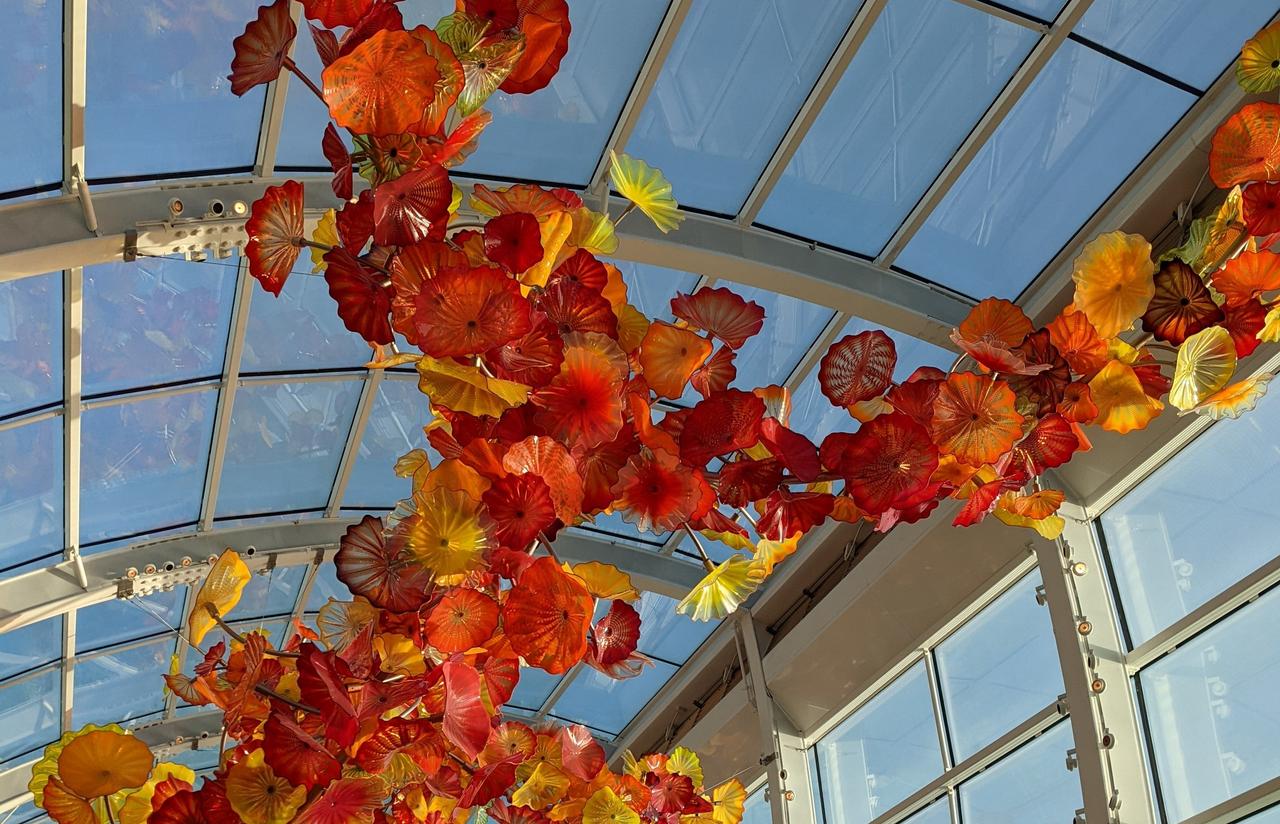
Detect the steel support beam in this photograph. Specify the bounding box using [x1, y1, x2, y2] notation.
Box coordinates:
[63, 267, 86, 589]
[326, 370, 382, 517]
[253, 2, 303, 178]
[63, 0, 87, 189]
[200, 259, 253, 529]
[1036, 507, 1155, 824]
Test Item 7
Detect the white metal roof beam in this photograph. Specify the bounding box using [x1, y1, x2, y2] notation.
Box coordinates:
[736, 0, 890, 226]
[325, 370, 383, 518]
[199, 260, 253, 530]
[253, 1, 304, 178]
[62, 267, 85, 590]
[874, 0, 1095, 267]
[62, 0, 87, 189]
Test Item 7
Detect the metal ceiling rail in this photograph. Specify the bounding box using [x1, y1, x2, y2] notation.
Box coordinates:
[0, 520, 707, 636]
[873, 0, 1095, 267]
[735, 0, 890, 226]
[62, 267, 85, 592]
[253, 1, 303, 179]
[62, 0, 87, 191]
[199, 261, 253, 531]
[325, 370, 384, 518]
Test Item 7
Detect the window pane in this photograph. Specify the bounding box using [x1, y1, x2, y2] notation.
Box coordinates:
[72, 637, 174, 728]
[1001, 0, 1067, 20]
[1242, 806, 1280, 824]
[814, 661, 942, 824]
[0, 1, 59, 195]
[1140, 590, 1280, 821]
[77, 589, 186, 653]
[742, 786, 771, 824]
[304, 560, 347, 613]
[242, 274, 371, 373]
[167, 747, 221, 773]
[508, 667, 560, 712]
[0, 273, 60, 417]
[0, 666, 60, 763]
[903, 798, 950, 824]
[1100, 392, 1280, 647]
[1075, 0, 1277, 90]
[345, 378, 434, 509]
[757, 0, 1036, 256]
[0, 617, 61, 681]
[895, 42, 1192, 299]
[0, 415, 63, 574]
[627, 0, 864, 214]
[633, 592, 717, 665]
[551, 661, 678, 735]
[234, 565, 308, 621]
[215, 379, 363, 517]
[958, 721, 1080, 823]
[80, 390, 218, 546]
[612, 261, 699, 324]
[83, 258, 236, 396]
[86, 0, 265, 178]
[935, 571, 1062, 761]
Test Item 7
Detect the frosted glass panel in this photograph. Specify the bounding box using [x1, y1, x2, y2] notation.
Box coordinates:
[0, 666, 60, 763]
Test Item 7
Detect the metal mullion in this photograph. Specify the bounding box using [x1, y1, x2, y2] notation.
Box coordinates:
[923, 649, 954, 771]
[586, 0, 692, 196]
[534, 664, 583, 720]
[63, 267, 86, 588]
[0, 408, 62, 434]
[60, 612, 76, 733]
[950, 0, 1050, 31]
[62, 0, 87, 188]
[81, 382, 214, 412]
[874, 0, 1095, 267]
[253, 1, 302, 178]
[200, 261, 253, 530]
[736, 0, 890, 225]
[325, 370, 383, 517]
[238, 372, 359, 387]
[281, 550, 324, 647]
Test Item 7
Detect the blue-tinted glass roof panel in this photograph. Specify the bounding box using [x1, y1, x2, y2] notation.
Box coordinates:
[235, 565, 308, 620]
[85, 0, 266, 179]
[551, 660, 677, 735]
[80, 390, 218, 546]
[0, 1, 60, 196]
[0, 617, 60, 682]
[958, 721, 1081, 821]
[345, 378, 433, 509]
[215, 379, 363, 517]
[0, 666, 60, 764]
[72, 637, 174, 728]
[0, 272, 61, 418]
[1000, 0, 1068, 20]
[757, 0, 1037, 255]
[77, 589, 186, 654]
[627, 0, 865, 215]
[243, 274, 372, 373]
[724, 287, 835, 390]
[168, 747, 222, 773]
[0, 416, 63, 575]
[274, 12, 343, 169]
[612, 260, 699, 323]
[83, 258, 236, 396]
[894, 42, 1193, 299]
[1075, 0, 1277, 91]
[509, 667, 561, 712]
[633, 593, 717, 664]
[304, 560, 346, 612]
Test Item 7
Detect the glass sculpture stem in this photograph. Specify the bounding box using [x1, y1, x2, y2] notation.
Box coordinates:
[684, 525, 716, 573]
[283, 57, 326, 105]
[206, 605, 301, 658]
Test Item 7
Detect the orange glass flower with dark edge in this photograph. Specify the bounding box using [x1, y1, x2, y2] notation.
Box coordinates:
[373, 163, 452, 247]
[300, 0, 373, 28]
[504, 557, 593, 674]
[322, 248, 393, 344]
[1141, 259, 1225, 344]
[679, 389, 765, 467]
[405, 265, 532, 357]
[612, 449, 700, 533]
[550, 249, 609, 291]
[1210, 102, 1280, 188]
[1057, 381, 1099, 424]
[1213, 250, 1280, 307]
[488, 314, 565, 386]
[931, 373, 1024, 466]
[831, 411, 938, 516]
[818, 330, 897, 406]
[535, 278, 618, 338]
[426, 588, 500, 653]
[481, 472, 557, 551]
[589, 599, 642, 668]
[690, 345, 736, 398]
[229, 0, 296, 96]
[1223, 299, 1267, 357]
[484, 212, 544, 274]
[334, 515, 433, 612]
[245, 180, 304, 296]
[670, 287, 765, 349]
[1046, 307, 1109, 377]
[1007, 329, 1070, 415]
[323, 29, 440, 136]
[950, 298, 1046, 375]
[502, 435, 584, 524]
[1013, 413, 1080, 475]
[638, 321, 712, 399]
[500, 0, 571, 95]
[577, 423, 641, 515]
[1244, 181, 1280, 237]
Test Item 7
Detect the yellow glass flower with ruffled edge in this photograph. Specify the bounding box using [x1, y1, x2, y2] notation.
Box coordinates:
[609, 151, 684, 234]
[676, 556, 764, 622]
[1239, 21, 1280, 92]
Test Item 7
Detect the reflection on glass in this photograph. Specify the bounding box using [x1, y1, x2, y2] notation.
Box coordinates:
[1140, 591, 1280, 821]
[1075, 0, 1276, 90]
[83, 258, 236, 395]
[86, 0, 266, 178]
[72, 637, 174, 728]
[628, 0, 863, 214]
[895, 41, 1192, 299]
[742, 785, 771, 824]
[0, 415, 63, 574]
[345, 378, 434, 509]
[758, 0, 1036, 256]
[0, 616, 61, 681]
[234, 565, 308, 620]
[1100, 392, 1280, 647]
[215, 379, 363, 517]
[632, 592, 716, 665]
[0, 0, 59, 194]
[0, 665, 60, 763]
[552, 661, 677, 735]
[509, 667, 561, 712]
[80, 390, 218, 546]
[814, 661, 942, 824]
[0, 272, 60, 417]
[999, 0, 1068, 19]
[902, 797, 951, 824]
[935, 571, 1062, 761]
[706, 286, 833, 399]
[958, 721, 1080, 823]
[77, 589, 186, 653]
[242, 274, 372, 373]
[304, 560, 346, 613]
[611, 260, 699, 324]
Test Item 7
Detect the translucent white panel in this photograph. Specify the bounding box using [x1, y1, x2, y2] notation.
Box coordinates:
[0, 666, 60, 763]
[1140, 591, 1280, 821]
[77, 589, 186, 653]
[0, 617, 61, 681]
[0, 272, 60, 417]
[80, 390, 218, 546]
[632, 592, 717, 664]
[72, 637, 175, 728]
[0, 2, 60, 195]
[551, 660, 677, 735]
[344, 378, 433, 508]
[304, 560, 346, 612]
[242, 274, 372, 373]
[85, 0, 266, 179]
[903, 798, 951, 824]
[0, 415, 63, 574]
[1075, 0, 1277, 90]
[935, 571, 1062, 761]
[895, 42, 1192, 299]
[612, 260, 700, 324]
[788, 318, 952, 440]
[215, 379, 363, 517]
[83, 258, 237, 395]
[758, 0, 1036, 254]
[234, 565, 308, 620]
[1100, 392, 1280, 647]
[627, 0, 865, 214]
[814, 662, 943, 824]
[509, 667, 560, 712]
[958, 722, 1081, 823]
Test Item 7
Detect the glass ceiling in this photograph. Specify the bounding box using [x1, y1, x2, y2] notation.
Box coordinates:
[0, 0, 1275, 804]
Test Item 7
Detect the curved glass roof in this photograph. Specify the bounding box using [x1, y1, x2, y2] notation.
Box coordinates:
[0, 0, 1276, 818]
